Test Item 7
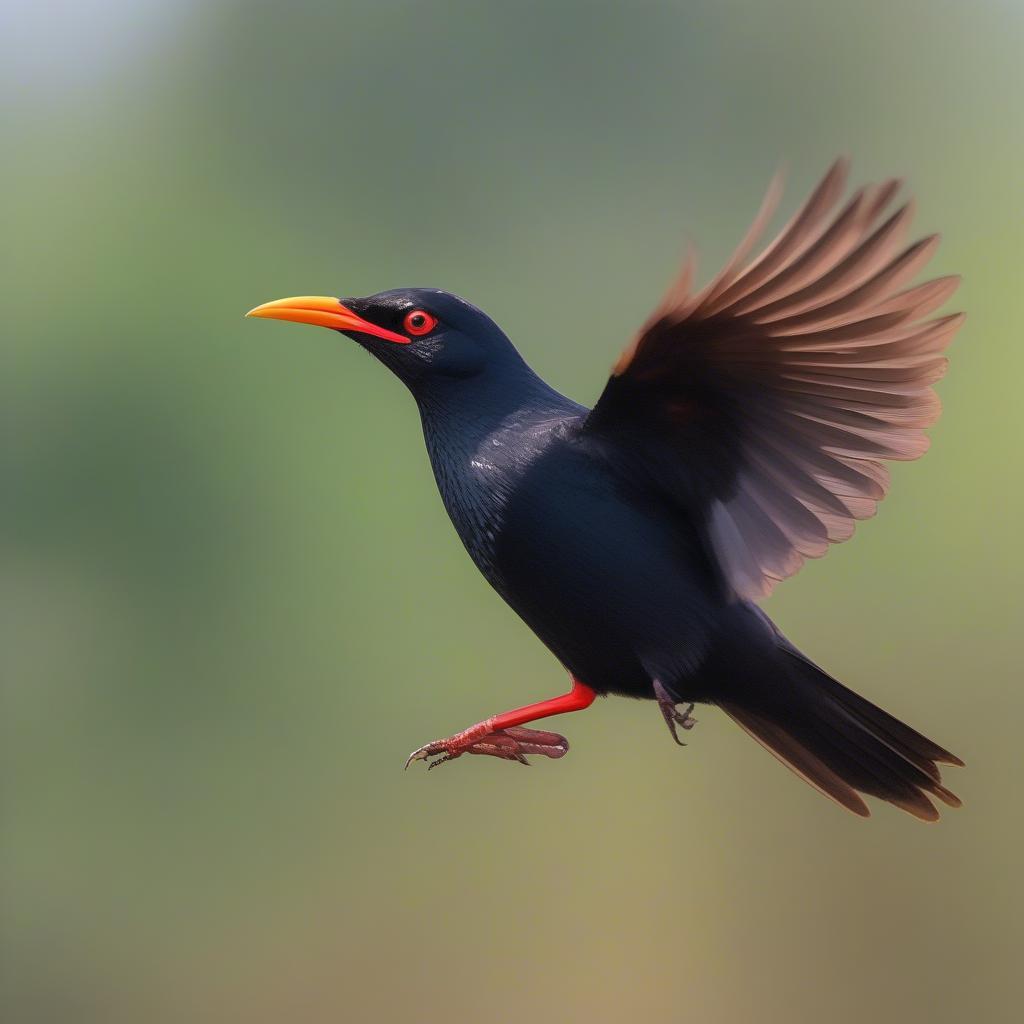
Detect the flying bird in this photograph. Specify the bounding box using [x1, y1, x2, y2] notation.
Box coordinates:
[248, 160, 964, 820]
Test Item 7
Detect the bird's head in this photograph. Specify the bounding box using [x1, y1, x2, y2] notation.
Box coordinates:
[247, 287, 523, 391]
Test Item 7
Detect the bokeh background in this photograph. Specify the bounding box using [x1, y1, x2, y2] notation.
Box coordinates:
[3, 1, 1021, 1021]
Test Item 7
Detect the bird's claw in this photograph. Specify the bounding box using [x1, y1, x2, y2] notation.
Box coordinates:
[404, 741, 462, 771]
[654, 679, 698, 746]
[404, 726, 569, 771]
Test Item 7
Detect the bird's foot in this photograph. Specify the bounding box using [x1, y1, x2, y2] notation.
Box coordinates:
[654, 679, 697, 746]
[404, 725, 570, 770]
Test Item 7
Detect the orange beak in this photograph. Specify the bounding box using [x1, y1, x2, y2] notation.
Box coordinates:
[245, 295, 410, 344]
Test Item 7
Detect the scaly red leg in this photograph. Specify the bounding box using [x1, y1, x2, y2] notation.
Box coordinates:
[404, 676, 597, 770]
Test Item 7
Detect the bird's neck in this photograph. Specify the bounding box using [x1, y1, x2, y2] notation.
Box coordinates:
[415, 357, 573, 451]
[413, 358, 583, 576]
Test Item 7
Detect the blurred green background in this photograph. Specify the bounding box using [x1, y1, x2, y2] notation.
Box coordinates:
[3, 1, 1021, 1021]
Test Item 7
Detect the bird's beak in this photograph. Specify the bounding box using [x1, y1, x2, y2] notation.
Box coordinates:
[245, 295, 410, 344]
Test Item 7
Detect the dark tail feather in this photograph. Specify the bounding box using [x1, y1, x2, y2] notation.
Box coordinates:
[721, 651, 963, 821]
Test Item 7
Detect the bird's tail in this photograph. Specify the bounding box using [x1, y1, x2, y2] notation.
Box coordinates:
[720, 650, 964, 820]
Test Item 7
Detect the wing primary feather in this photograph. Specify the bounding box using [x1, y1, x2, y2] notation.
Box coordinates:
[692, 169, 786, 313]
[721, 187, 875, 317]
[698, 158, 850, 316]
[743, 200, 917, 322]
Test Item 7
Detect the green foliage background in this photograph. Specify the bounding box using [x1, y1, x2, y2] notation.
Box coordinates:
[3, 2, 1021, 1021]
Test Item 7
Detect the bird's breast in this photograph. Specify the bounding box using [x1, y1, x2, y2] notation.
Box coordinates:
[422, 411, 572, 588]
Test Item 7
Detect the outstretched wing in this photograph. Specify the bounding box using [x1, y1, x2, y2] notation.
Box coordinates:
[583, 160, 963, 601]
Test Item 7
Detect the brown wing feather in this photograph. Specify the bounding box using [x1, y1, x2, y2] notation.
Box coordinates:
[587, 162, 963, 601]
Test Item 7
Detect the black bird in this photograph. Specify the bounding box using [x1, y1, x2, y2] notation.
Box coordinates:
[248, 161, 964, 819]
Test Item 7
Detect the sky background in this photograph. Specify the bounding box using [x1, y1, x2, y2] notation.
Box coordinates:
[3, 1, 1022, 1022]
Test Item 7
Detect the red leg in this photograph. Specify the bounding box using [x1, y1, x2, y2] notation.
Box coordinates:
[405, 676, 597, 769]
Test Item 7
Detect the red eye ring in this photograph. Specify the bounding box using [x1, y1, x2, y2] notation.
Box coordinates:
[403, 309, 437, 336]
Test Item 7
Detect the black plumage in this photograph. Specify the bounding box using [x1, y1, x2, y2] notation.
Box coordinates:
[248, 160, 964, 820]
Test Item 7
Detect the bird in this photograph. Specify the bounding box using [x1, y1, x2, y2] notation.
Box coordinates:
[247, 159, 964, 820]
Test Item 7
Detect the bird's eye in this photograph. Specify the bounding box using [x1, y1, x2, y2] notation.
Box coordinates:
[403, 309, 437, 336]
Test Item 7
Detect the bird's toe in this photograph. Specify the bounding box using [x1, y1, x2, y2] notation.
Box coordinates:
[404, 740, 454, 770]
